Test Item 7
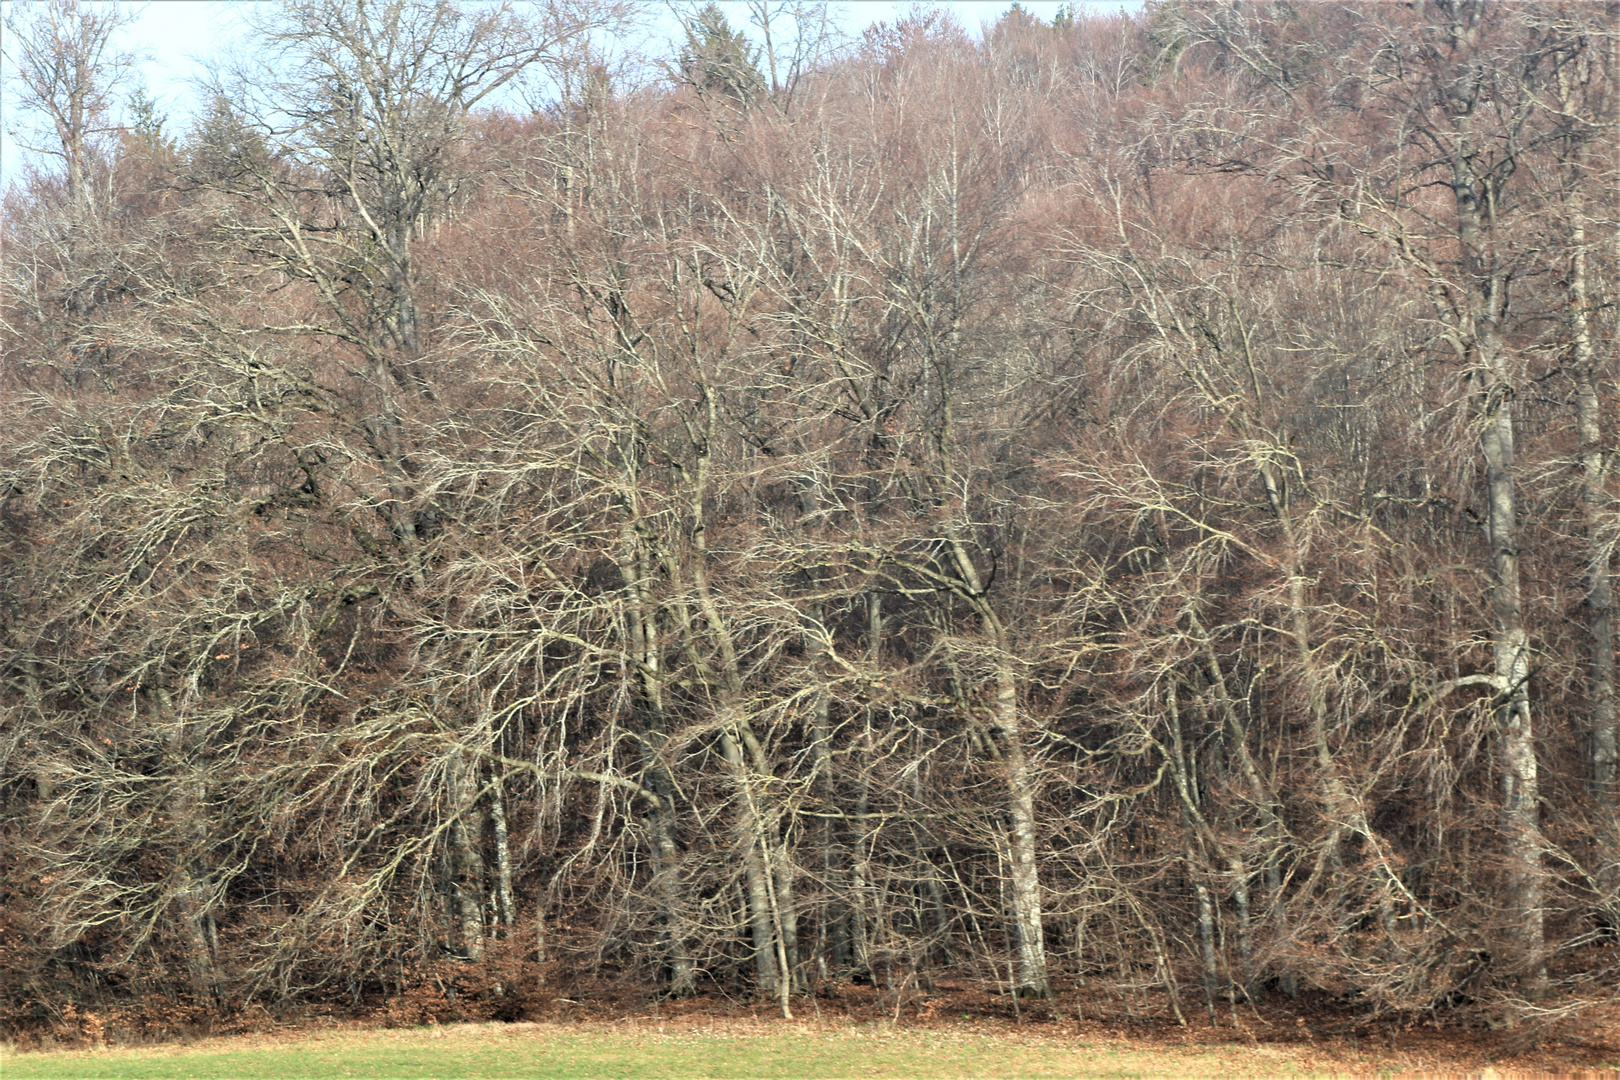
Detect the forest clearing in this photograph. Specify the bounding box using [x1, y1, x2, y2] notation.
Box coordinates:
[2, 0, 1618, 1060]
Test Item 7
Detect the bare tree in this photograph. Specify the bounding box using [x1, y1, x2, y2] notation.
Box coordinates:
[1549, 17, 1619, 914]
[7, 0, 1620, 1038]
[3, 0, 137, 210]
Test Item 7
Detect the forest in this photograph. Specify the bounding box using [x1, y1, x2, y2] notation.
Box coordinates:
[1, 0, 1616, 1042]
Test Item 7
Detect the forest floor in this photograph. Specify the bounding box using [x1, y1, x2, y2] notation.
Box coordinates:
[5, 986, 1619, 1078]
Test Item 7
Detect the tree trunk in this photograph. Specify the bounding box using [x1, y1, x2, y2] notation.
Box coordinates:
[1480, 378, 1545, 994]
[488, 764, 516, 933]
[646, 771, 696, 996]
[1569, 199, 1618, 830]
[1562, 167, 1619, 922]
[992, 658, 1049, 998]
[720, 726, 789, 1010]
[448, 749, 486, 961]
[1452, 102, 1547, 990]
[619, 523, 697, 996]
[1190, 615, 1289, 997]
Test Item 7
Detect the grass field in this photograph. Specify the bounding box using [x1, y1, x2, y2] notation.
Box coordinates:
[2, 1018, 1591, 1079]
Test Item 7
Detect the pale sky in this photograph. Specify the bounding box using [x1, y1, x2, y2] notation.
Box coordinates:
[1, 1, 1137, 190]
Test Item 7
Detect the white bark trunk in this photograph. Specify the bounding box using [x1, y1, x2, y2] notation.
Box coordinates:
[994, 660, 1049, 998]
[1569, 207, 1618, 800]
[488, 766, 515, 932]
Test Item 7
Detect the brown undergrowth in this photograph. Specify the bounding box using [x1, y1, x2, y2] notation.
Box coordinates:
[13, 965, 1619, 1074]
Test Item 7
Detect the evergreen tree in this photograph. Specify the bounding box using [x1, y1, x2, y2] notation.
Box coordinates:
[680, 3, 764, 103]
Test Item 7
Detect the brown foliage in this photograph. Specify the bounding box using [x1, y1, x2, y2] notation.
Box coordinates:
[1, 0, 1616, 1040]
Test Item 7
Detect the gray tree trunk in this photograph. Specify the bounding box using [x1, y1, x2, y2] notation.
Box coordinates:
[993, 666, 1050, 999]
[619, 523, 696, 995]
[1568, 202, 1618, 809]
[946, 523, 1049, 999]
[488, 764, 516, 933]
[448, 750, 486, 961]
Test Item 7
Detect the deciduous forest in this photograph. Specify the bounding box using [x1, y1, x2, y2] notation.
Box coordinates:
[2, 0, 1616, 1042]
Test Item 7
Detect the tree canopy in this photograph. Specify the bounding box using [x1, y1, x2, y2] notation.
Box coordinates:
[1, 0, 1616, 1039]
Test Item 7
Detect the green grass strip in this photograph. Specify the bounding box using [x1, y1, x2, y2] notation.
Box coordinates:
[0, 1022, 1318, 1079]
